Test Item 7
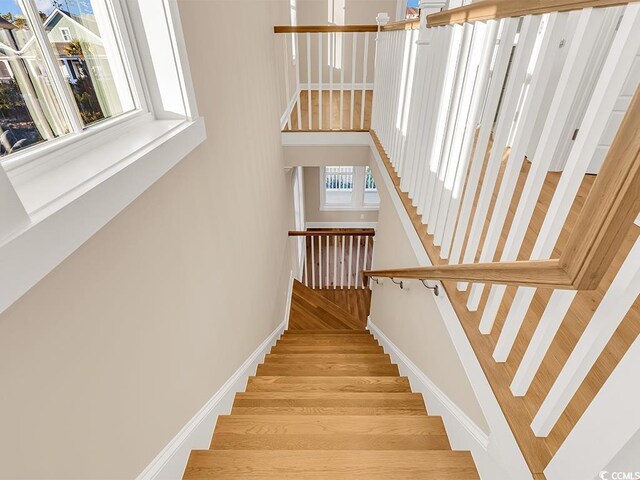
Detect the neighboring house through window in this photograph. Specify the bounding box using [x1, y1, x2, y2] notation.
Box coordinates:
[321, 166, 380, 210]
[59, 26, 72, 41]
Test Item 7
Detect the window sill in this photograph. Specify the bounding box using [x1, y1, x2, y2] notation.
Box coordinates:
[0, 116, 207, 314]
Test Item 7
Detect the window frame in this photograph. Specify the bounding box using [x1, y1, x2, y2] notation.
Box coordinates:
[59, 26, 72, 42]
[320, 165, 380, 211]
[0, 0, 149, 169]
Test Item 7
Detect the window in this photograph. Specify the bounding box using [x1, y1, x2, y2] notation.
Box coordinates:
[321, 165, 379, 210]
[0, 0, 138, 159]
[59, 27, 72, 41]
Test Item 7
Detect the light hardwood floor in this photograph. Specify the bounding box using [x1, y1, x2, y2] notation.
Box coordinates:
[372, 131, 640, 476]
[183, 281, 479, 479]
[283, 90, 373, 131]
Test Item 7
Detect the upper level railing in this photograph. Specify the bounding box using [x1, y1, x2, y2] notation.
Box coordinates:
[361, 0, 640, 477]
[274, 21, 419, 131]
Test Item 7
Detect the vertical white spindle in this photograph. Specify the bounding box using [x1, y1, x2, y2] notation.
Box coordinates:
[295, 33, 302, 130]
[341, 234, 346, 288]
[283, 36, 292, 130]
[355, 235, 362, 288]
[459, 15, 541, 296]
[329, 32, 334, 129]
[340, 32, 345, 129]
[326, 235, 330, 287]
[427, 23, 472, 232]
[307, 32, 312, 129]
[318, 235, 323, 288]
[350, 32, 357, 129]
[304, 236, 309, 286]
[318, 33, 323, 129]
[448, 19, 518, 270]
[492, 6, 640, 353]
[440, 20, 499, 258]
[333, 234, 338, 289]
[480, 8, 614, 333]
[311, 235, 316, 289]
[532, 236, 640, 436]
[361, 33, 369, 129]
[467, 13, 567, 309]
[348, 235, 354, 288]
[362, 236, 370, 289]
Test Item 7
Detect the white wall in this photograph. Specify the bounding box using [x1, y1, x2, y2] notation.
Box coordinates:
[0, 1, 295, 478]
[367, 157, 488, 433]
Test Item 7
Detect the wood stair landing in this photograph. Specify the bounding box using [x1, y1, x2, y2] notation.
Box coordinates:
[184, 293, 479, 478]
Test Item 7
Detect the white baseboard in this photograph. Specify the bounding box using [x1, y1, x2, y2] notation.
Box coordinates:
[305, 221, 377, 229]
[136, 275, 294, 480]
[368, 319, 518, 480]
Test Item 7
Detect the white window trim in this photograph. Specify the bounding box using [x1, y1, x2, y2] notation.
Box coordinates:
[0, 0, 206, 315]
[320, 166, 380, 211]
[59, 27, 72, 42]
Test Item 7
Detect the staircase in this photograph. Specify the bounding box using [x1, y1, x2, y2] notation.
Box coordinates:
[183, 280, 479, 479]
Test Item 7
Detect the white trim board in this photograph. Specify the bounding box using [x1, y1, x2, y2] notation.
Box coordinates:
[300, 82, 374, 91]
[368, 319, 489, 448]
[305, 222, 377, 229]
[136, 273, 293, 480]
[280, 88, 301, 130]
[368, 138, 532, 479]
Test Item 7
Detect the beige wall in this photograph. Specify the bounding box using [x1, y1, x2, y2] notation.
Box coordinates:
[0, 1, 296, 479]
[304, 166, 379, 224]
[367, 155, 489, 433]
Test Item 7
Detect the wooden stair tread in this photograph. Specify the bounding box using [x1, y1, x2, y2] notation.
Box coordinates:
[210, 433, 451, 450]
[214, 414, 446, 435]
[183, 287, 478, 479]
[184, 450, 479, 479]
[256, 363, 400, 376]
[246, 376, 411, 392]
[270, 345, 384, 354]
[264, 354, 391, 363]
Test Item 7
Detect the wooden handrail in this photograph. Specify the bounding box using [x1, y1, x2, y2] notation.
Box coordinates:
[365, 85, 640, 290]
[289, 229, 375, 237]
[427, 0, 640, 27]
[380, 19, 420, 31]
[274, 25, 377, 33]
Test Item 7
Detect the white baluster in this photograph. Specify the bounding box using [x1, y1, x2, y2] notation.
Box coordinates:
[459, 15, 541, 296]
[341, 234, 346, 288]
[340, 32, 345, 129]
[304, 236, 309, 286]
[363, 236, 370, 289]
[448, 18, 518, 270]
[440, 20, 499, 258]
[329, 32, 334, 129]
[480, 8, 615, 333]
[350, 32, 357, 129]
[355, 235, 362, 288]
[283, 36, 292, 130]
[311, 235, 316, 288]
[295, 33, 302, 130]
[532, 235, 640, 436]
[466, 13, 568, 310]
[361, 33, 369, 129]
[493, 5, 640, 359]
[326, 235, 330, 287]
[333, 234, 338, 289]
[307, 32, 312, 129]
[348, 235, 354, 288]
[318, 234, 323, 288]
[318, 32, 323, 129]
[427, 22, 473, 233]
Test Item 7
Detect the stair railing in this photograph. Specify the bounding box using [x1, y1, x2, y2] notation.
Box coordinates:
[273, 21, 419, 131]
[364, 0, 640, 477]
[289, 229, 375, 289]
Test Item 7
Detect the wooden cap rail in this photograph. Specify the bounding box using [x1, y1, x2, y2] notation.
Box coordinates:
[380, 19, 420, 31]
[427, 0, 640, 27]
[365, 85, 640, 291]
[274, 25, 377, 33]
[289, 230, 375, 237]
